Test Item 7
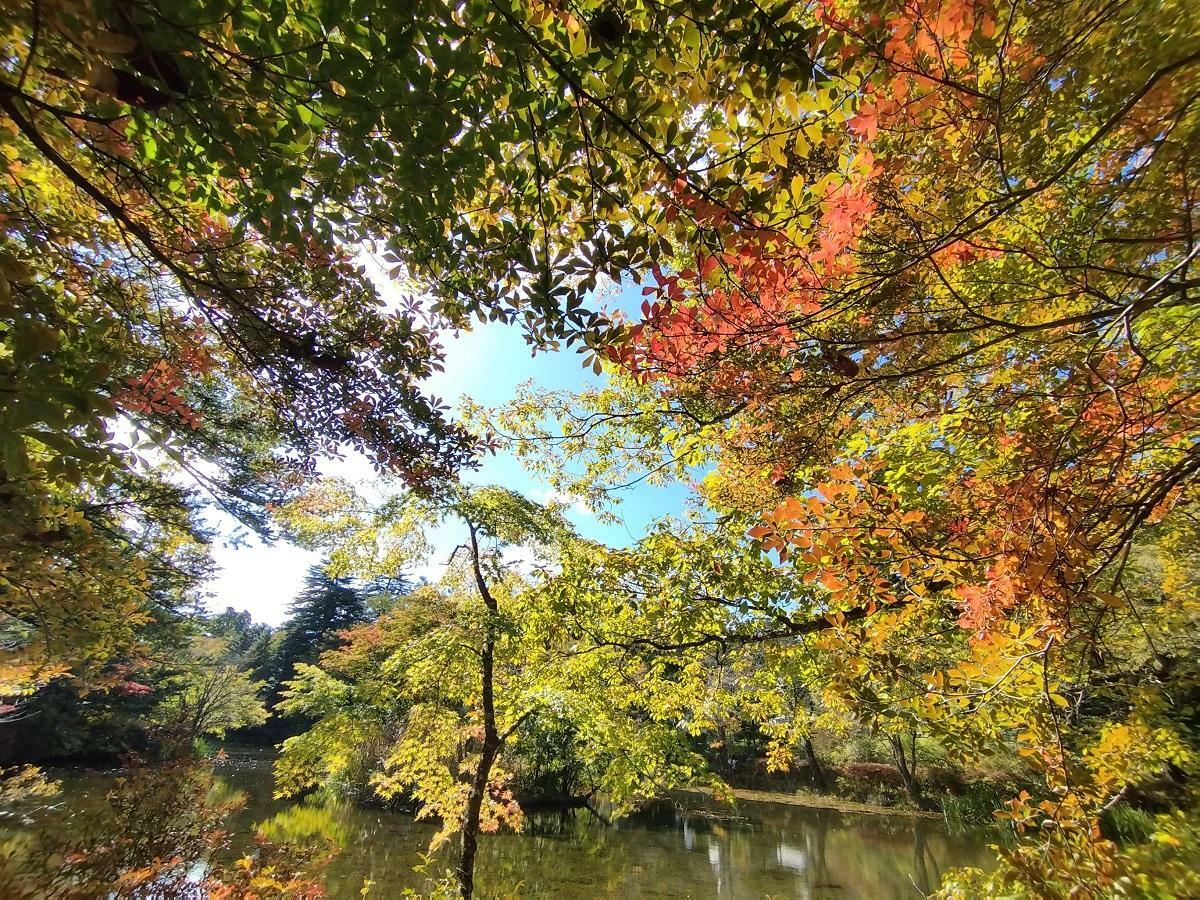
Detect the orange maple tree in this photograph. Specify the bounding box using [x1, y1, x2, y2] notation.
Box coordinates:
[601, 0, 1200, 892]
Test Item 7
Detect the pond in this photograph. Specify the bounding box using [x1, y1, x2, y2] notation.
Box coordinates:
[208, 749, 994, 898]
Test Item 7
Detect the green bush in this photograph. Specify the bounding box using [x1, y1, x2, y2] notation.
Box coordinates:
[1101, 804, 1157, 844]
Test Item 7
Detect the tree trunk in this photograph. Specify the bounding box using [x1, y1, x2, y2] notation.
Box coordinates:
[457, 523, 502, 900]
[888, 734, 923, 804]
[802, 737, 826, 792]
[717, 723, 733, 774]
[457, 733, 499, 899]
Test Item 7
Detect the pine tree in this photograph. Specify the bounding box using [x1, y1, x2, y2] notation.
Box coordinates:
[273, 567, 369, 682]
[362, 573, 415, 616]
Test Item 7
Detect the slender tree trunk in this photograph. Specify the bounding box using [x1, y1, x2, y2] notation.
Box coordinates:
[717, 723, 732, 774]
[457, 523, 502, 900]
[802, 737, 826, 792]
[457, 731, 499, 898]
[888, 734, 923, 804]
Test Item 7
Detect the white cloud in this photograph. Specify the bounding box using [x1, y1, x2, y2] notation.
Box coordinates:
[203, 537, 321, 626]
[531, 486, 595, 518]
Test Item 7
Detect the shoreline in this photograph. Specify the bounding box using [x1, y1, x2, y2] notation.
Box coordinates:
[678, 786, 945, 820]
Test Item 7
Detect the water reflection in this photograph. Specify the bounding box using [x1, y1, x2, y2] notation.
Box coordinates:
[255, 796, 356, 847]
[212, 751, 992, 898]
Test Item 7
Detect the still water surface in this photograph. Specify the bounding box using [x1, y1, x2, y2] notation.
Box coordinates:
[212, 750, 992, 899]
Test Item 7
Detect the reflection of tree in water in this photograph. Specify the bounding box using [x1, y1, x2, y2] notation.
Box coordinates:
[201, 759, 995, 897]
[477, 806, 634, 896]
[1, 764, 241, 898]
[661, 795, 985, 899]
[807, 809, 832, 891]
[254, 794, 357, 848]
[912, 823, 947, 897]
[913, 824, 931, 895]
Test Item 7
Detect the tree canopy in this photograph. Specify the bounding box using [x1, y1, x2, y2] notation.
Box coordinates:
[3, 0, 1200, 896]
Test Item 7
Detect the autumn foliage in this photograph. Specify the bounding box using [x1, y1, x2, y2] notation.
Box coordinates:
[597, 0, 1200, 892]
[3, 0, 1199, 896]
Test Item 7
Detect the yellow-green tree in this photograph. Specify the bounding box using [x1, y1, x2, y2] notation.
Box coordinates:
[275, 481, 718, 898]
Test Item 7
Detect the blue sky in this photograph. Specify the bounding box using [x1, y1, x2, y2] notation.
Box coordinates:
[203, 280, 690, 625]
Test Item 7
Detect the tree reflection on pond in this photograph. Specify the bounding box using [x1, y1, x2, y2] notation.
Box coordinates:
[213, 751, 993, 898]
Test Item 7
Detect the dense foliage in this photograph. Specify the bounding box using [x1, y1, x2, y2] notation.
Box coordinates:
[275, 483, 718, 896]
[2, 0, 1198, 897]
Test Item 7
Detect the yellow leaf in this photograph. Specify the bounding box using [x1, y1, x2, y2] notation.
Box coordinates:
[789, 173, 805, 205]
[568, 23, 588, 56]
